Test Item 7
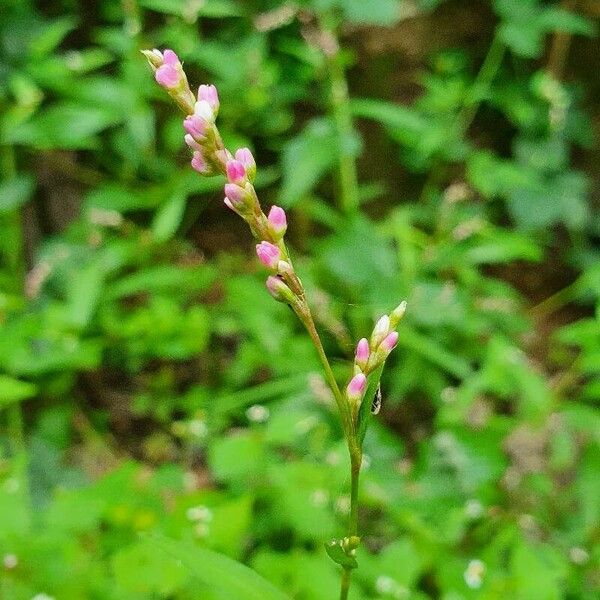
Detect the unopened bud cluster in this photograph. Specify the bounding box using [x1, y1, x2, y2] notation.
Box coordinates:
[143, 48, 306, 317]
[144, 49, 406, 429]
[346, 302, 407, 413]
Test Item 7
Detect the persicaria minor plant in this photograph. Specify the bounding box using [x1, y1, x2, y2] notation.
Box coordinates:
[143, 48, 406, 599]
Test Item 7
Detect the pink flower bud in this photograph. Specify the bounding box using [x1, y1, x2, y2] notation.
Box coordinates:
[191, 151, 209, 174]
[155, 64, 180, 88]
[355, 338, 370, 368]
[162, 49, 179, 66]
[198, 84, 219, 114]
[347, 373, 367, 401]
[256, 241, 281, 270]
[226, 160, 246, 185]
[267, 205, 287, 238]
[266, 275, 295, 303]
[184, 134, 202, 152]
[381, 331, 398, 353]
[183, 115, 207, 139]
[224, 183, 245, 203]
[234, 148, 256, 181]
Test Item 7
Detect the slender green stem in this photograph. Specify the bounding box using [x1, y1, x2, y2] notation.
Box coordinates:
[529, 280, 580, 319]
[1, 143, 31, 520]
[301, 307, 351, 435]
[323, 28, 360, 215]
[339, 454, 361, 600]
[458, 32, 506, 134]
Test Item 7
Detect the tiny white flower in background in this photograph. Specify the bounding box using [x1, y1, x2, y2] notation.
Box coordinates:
[3, 554, 18, 569]
[294, 415, 317, 434]
[464, 499, 484, 519]
[310, 489, 329, 507]
[64, 50, 84, 70]
[246, 404, 270, 423]
[31, 594, 55, 600]
[376, 575, 395, 594]
[188, 419, 208, 438]
[186, 505, 213, 522]
[518, 513, 536, 531]
[335, 495, 350, 515]
[440, 386, 456, 403]
[375, 575, 409, 598]
[464, 559, 485, 589]
[569, 547, 589, 565]
[325, 450, 340, 466]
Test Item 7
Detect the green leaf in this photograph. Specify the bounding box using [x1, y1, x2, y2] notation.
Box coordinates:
[0, 375, 38, 407]
[0, 175, 35, 214]
[399, 326, 473, 380]
[140, 0, 241, 18]
[341, 0, 401, 25]
[498, 22, 545, 58]
[112, 539, 187, 595]
[511, 541, 564, 600]
[325, 539, 358, 569]
[538, 8, 596, 36]
[148, 534, 290, 600]
[279, 118, 339, 208]
[6, 103, 119, 149]
[66, 260, 104, 329]
[152, 192, 187, 242]
[29, 17, 77, 57]
[84, 184, 155, 212]
[352, 98, 425, 135]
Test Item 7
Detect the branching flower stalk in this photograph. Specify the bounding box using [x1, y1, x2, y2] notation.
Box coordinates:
[143, 49, 406, 600]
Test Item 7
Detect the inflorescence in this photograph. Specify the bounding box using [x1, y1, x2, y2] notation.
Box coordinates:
[142, 47, 406, 433]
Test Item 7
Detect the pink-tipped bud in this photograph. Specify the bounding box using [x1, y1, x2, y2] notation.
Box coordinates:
[155, 64, 180, 88]
[162, 49, 179, 66]
[256, 241, 281, 270]
[266, 275, 296, 304]
[191, 151, 209, 174]
[184, 134, 202, 152]
[347, 373, 367, 402]
[371, 314, 391, 348]
[381, 331, 399, 353]
[183, 115, 207, 139]
[267, 205, 287, 239]
[224, 183, 245, 203]
[194, 99, 214, 122]
[226, 160, 246, 185]
[198, 84, 219, 115]
[355, 338, 370, 369]
[234, 148, 256, 181]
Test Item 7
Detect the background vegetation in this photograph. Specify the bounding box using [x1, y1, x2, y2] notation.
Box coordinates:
[1, 0, 599, 598]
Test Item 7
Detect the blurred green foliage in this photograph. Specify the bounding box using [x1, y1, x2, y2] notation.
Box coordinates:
[1, 0, 599, 598]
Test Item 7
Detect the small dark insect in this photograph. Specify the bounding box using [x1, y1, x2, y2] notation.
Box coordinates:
[371, 384, 382, 415]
